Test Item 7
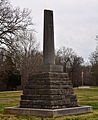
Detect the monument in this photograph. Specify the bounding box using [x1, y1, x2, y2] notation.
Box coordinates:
[5, 10, 92, 118]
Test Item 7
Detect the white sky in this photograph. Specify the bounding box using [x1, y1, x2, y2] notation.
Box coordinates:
[10, 0, 98, 62]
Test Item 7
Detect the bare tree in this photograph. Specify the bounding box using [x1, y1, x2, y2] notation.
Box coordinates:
[0, 0, 43, 90]
[16, 31, 43, 88]
[56, 47, 84, 87]
[89, 48, 98, 66]
[89, 47, 98, 86]
[0, 0, 33, 53]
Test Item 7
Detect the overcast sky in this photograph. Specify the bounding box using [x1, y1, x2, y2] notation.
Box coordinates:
[10, 0, 98, 62]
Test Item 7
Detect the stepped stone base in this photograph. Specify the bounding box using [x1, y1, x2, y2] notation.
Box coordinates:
[4, 72, 93, 117]
[20, 72, 78, 109]
[4, 106, 92, 118]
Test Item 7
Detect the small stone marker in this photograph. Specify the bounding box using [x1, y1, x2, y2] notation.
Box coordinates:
[4, 9, 92, 118]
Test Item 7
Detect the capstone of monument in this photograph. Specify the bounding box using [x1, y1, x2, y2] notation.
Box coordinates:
[4, 9, 92, 118]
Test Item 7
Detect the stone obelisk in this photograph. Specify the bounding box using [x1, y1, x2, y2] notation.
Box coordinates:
[39, 10, 63, 72]
[4, 9, 92, 118]
[43, 10, 55, 65]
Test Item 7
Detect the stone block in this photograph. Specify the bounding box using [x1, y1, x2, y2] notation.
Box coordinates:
[4, 106, 93, 117]
[36, 65, 63, 72]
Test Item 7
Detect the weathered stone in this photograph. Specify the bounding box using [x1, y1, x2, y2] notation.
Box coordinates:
[43, 10, 55, 65]
[5, 106, 93, 117]
[21, 94, 76, 101]
[20, 72, 77, 109]
[29, 72, 68, 79]
[37, 65, 63, 72]
[25, 84, 72, 89]
[23, 88, 73, 95]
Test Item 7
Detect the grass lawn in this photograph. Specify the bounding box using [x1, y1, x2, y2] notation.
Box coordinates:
[0, 88, 98, 120]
